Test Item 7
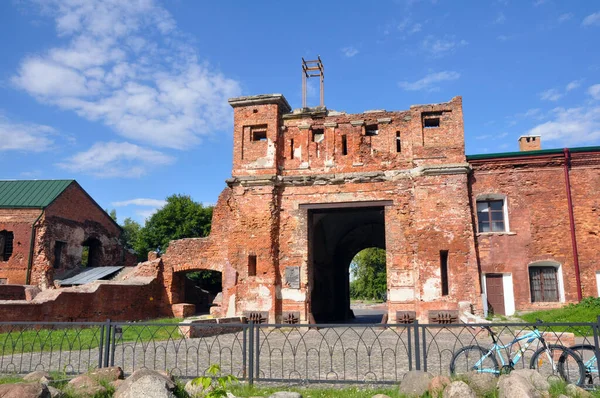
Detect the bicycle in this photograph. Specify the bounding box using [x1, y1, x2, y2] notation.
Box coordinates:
[449, 323, 585, 386]
[569, 344, 600, 386]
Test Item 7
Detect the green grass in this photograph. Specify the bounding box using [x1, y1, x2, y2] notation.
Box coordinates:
[0, 375, 22, 385]
[0, 318, 182, 355]
[520, 297, 600, 336]
[229, 385, 405, 397]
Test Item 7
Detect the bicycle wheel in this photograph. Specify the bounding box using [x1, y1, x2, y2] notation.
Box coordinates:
[569, 344, 598, 386]
[530, 345, 585, 386]
[450, 345, 499, 376]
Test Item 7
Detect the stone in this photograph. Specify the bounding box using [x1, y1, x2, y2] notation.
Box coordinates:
[467, 372, 497, 395]
[399, 370, 432, 397]
[443, 381, 477, 398]
[498, 372, 542, 398]
[0, 383, 51, 398]
[115, 374, 176, 398]
[111, 379, 125, 389]
[428, 375, 451, 396]
[565, 384, 593, 398]
[47, 386, 64, 398]
[22, 371, 53, 384]
[268, 393, 303, 398]
[88, 366, 124, 382]
[511, 369, 551, 391]
[184, 379, 208, 397]
[371, 395, 392, 398]
[67, 375, 107, 397]
[114, 369, 176, 398]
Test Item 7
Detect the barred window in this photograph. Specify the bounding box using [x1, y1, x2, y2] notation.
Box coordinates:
[529, 266, 559, 302]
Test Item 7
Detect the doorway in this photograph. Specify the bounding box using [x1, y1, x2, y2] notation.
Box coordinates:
[307, 204, 386, 323]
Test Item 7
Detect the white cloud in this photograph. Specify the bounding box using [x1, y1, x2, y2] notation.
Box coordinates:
[582, 12, 600, 27]
[421, 36, 468, 57]
[398, 71, 460, 92]
[57, 141, 174, 178]
[533, 0, 547, 6]
[527, 106, 600, 145]
[12, 0, 241, 151]
[558, 13, 574, 23]
[566, 80, 583, 91]
[495, 12, 506, 24]
[0, 115, 56, 152]
[397, 17, 422, 35]
[539, 88, 562, 101]
[588, 84, 600, 100]
[112, 198, 167, 208]
[341, 46, 359, 57]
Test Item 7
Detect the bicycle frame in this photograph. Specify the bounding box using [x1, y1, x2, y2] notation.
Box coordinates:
[475, 329, 547, 374]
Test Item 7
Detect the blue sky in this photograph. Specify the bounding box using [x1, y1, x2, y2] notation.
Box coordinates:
[1, 0, 599, 223]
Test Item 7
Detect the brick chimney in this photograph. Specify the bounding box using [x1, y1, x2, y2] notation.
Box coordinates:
[518, 135, 541, 151]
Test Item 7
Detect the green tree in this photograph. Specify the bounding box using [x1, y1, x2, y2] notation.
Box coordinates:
[121, 217, 142, 251]
[135, 194, 213, 261]
[349, 247, 387, 301]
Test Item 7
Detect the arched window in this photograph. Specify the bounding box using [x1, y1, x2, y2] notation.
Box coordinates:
[0, 231, 14, 261]
[476, 194, 509, 233]
[529, 261, 564, 303]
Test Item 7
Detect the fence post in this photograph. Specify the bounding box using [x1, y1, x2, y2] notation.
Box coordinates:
[594, 315, 600, 384]
[248, 321, 254, 386]
[414, 320, 421, 371]
[103, 319, 111, 368]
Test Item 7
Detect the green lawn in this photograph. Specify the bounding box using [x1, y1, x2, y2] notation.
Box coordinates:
[0, 318, 182, 355]
[520, 297, 600, 336]
[230, 385, 404, 398]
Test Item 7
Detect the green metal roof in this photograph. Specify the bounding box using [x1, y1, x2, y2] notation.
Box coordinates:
[0, 180, 74, 208]
[466, 146, 600, 161]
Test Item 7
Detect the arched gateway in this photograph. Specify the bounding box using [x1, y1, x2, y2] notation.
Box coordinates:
[161, 94, 481, 323]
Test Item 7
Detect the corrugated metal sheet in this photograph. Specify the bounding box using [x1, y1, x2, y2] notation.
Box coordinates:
[58, 266, 124, 286]
[0, 180, 74, 208]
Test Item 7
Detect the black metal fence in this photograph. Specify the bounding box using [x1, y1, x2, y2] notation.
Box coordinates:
[0, 319, 599, 387]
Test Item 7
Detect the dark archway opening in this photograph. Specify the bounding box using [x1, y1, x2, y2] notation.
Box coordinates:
[308, 206, 386, 323]
[183, 270, 222, 315]
[81, 237, 101, 267]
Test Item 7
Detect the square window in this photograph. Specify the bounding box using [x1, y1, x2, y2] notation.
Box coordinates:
[250, 125, 268, 142]
[529, 267, 559, 302]
[476, 199, 506, 233]
[424, 118, 440, 128]
[312, 129, 324, 143]
[365, 125, 379, 136]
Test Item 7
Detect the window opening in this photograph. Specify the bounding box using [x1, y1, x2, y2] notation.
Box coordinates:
[54, 241, 66, 269]
[312, 129, 324, 143]
[0, 231, 14, 261]
[0, 279, 6, 285]
[341, 135, 348, 156]
[396, 132, 401, 153]
[250, 125, 268, 142]
[529, 267, 559, 302]
[81, 237, 101, 267]
[424, 118, 440, 128]
[477, 199, 506, 232]
[248, 255, 257, 277]
[290, 139, 294, 159]
[440, 250, 449, 296]
[365, 124, 379, 136]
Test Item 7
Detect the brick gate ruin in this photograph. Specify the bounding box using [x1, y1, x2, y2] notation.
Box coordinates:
[161, 94, 482, 324]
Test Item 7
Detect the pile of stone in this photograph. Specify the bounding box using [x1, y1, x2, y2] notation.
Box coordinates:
[0, 368, 595, 397]
[390, 369, 593, 398]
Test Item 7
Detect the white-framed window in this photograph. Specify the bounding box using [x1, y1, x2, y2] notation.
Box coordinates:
[476, 194, 509, 233]
[528, 261, 565, 303]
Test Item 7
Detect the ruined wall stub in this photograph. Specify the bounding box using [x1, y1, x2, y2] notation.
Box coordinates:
[162, 94, 481, 323]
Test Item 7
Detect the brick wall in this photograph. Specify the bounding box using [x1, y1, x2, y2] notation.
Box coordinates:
[470, 151, 600, 311]
[0, 208, 42, 284]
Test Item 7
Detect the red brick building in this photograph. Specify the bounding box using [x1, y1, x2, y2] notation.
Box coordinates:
[160, 93, 600, 323]
[0, 180, 133, 287]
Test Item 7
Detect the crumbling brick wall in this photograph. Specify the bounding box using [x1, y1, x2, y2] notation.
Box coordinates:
[161, 94, 481, 323]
